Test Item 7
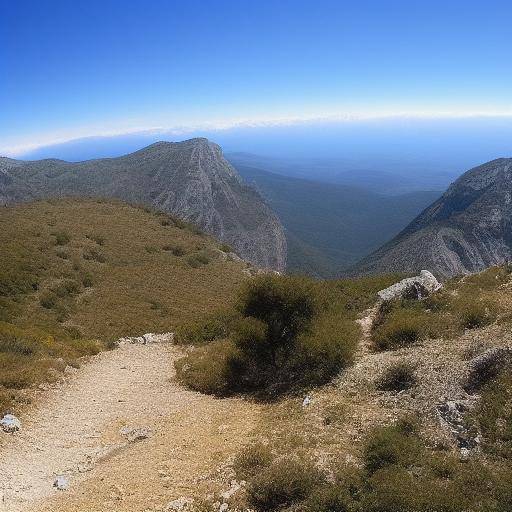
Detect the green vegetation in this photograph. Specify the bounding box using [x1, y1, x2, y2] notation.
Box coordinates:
[0, 198, 246, 413]
[234, 418, 512, 512]
[471, 370, 512, 459]
[377, 361, 417, 392]
[247, 455, 322, 510]
[372, 266, 509, 351]
[176, 273, 400, 398]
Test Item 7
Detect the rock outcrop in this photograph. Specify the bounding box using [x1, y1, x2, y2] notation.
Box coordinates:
[0, 139, 287, 271]
[353, 158, 512, 279]
[377, 270, 441, 301]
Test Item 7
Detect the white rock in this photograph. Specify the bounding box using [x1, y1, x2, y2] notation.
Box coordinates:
[0, 414, 21, 433]
[118, 332, 174, 345]
[377, 270, 441, 302]
[164, 497, 194, 511]
[53, 475, 69, 490]
[120, 426, 153, 442]
[302, 395, 312, 407]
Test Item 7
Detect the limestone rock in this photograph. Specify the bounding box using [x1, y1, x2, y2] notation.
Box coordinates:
[377, 270, 441, 302]
[0, 414, 21, 433]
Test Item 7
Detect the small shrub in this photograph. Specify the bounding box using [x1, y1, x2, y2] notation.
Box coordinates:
[377, 361, 417, 392]
[53, 231, 70, 246]
[456, 299, 496, 329]
[234, 442, 273, 478]
[55, 247, 70, 259]
[471, 371, 512, 458]
[82, 246, 106, 263]
[186, 252, 210, 267]
[145, 245, 159, 254]
[175, 310, 239, 345]
[81, 272, 93, 288]
[372, 311, 424, 351]
[52, 279, 80, 297]
[0, 333, 36, 356]
[174, 339, 240, 396]
[220, 243, 233, 253]
[248, 456, 323, 510]
[163, 244, 187, 256]
[40, 291, 58, 309]
[177, 275, 358, 397]
[363, 420, 423, 475]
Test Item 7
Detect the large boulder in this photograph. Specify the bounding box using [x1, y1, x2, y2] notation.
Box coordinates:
[377, 270, 441, 302]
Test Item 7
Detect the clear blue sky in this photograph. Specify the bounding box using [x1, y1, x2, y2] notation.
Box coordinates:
[2, 0, 512, 154]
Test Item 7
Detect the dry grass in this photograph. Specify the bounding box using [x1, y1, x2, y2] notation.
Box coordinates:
[0, 198, 246, 412]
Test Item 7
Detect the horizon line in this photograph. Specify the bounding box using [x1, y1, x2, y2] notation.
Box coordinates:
[3, 111, 512, 157]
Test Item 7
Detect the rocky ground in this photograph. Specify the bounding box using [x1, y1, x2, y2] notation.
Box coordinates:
[0, 335, 260, 512]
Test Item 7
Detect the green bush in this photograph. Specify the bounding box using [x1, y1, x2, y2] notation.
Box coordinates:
[248, 456, 323, 510]
[175, 274, 359, 397]
[163, 244, 187, 256]
[175, 310, 240, 345]
[234, 442, 273, 478]
[455, 298, 496, 329]
[377, 361, 417, 392]
[174, 339, 240, 395]
[372, 310, 425, 351]
[471, 371, 512, 458]
[82, 246, 106, 263]
[53, 231, 70, 246]
[363, 420, 423, 475]
[40, 290, 58, 309]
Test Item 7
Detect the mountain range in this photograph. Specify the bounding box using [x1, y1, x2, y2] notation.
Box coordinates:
[354, 158, 512, 278]
[0, 138, 286, 271]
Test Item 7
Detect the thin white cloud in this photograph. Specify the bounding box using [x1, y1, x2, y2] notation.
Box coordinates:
[2, 110, 512, 157]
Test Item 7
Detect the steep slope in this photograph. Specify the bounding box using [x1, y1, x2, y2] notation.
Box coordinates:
[354, 158, 512, 278]
[0, 139, 286, 271]
[235, 164, 439, 277]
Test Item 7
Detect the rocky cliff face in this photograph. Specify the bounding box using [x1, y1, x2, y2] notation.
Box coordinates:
[353, 158, 512, 279]
[0, 139, 287, 271]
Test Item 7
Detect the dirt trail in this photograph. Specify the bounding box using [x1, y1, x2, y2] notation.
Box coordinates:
[0, 339, 260, 512]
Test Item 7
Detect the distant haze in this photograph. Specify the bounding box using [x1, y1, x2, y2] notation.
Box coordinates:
[12, 117, 512, 193]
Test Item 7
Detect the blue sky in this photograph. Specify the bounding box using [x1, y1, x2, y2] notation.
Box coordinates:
[2, 0, 512, 155]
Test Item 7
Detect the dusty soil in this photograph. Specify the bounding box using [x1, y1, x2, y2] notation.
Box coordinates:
[0, 339, 260, 512]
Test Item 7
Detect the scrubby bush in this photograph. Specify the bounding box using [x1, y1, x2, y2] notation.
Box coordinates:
[234, 442, 273, 478]
[55, 247, 70, 259]
[363, 419, 423, 475]
[174, 339, 240, 395]
[163, 244, 187, 256]
[455, 298, 496, 329]
[175, 310, 239, 345]
[40, 290, 58, 309]
[377, 361, 417, 392]
[175, 274, 359, 397]
[372, 310, 425, 351]
[82, 246, 106, 263]
[247, 456, 323, 510]
[53, 231, 70, 246]
[471, 370, 512, 458]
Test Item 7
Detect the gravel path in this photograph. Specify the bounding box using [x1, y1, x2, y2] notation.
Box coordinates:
[0, 338, 259, 512]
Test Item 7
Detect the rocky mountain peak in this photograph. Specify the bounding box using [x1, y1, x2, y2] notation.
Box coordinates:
[353, 157, 512, 279]
[0, 139, 287, 271]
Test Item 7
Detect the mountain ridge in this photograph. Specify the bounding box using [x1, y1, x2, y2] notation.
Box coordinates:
[353, 157, 512, 279]
[0, 138, 286, 271]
